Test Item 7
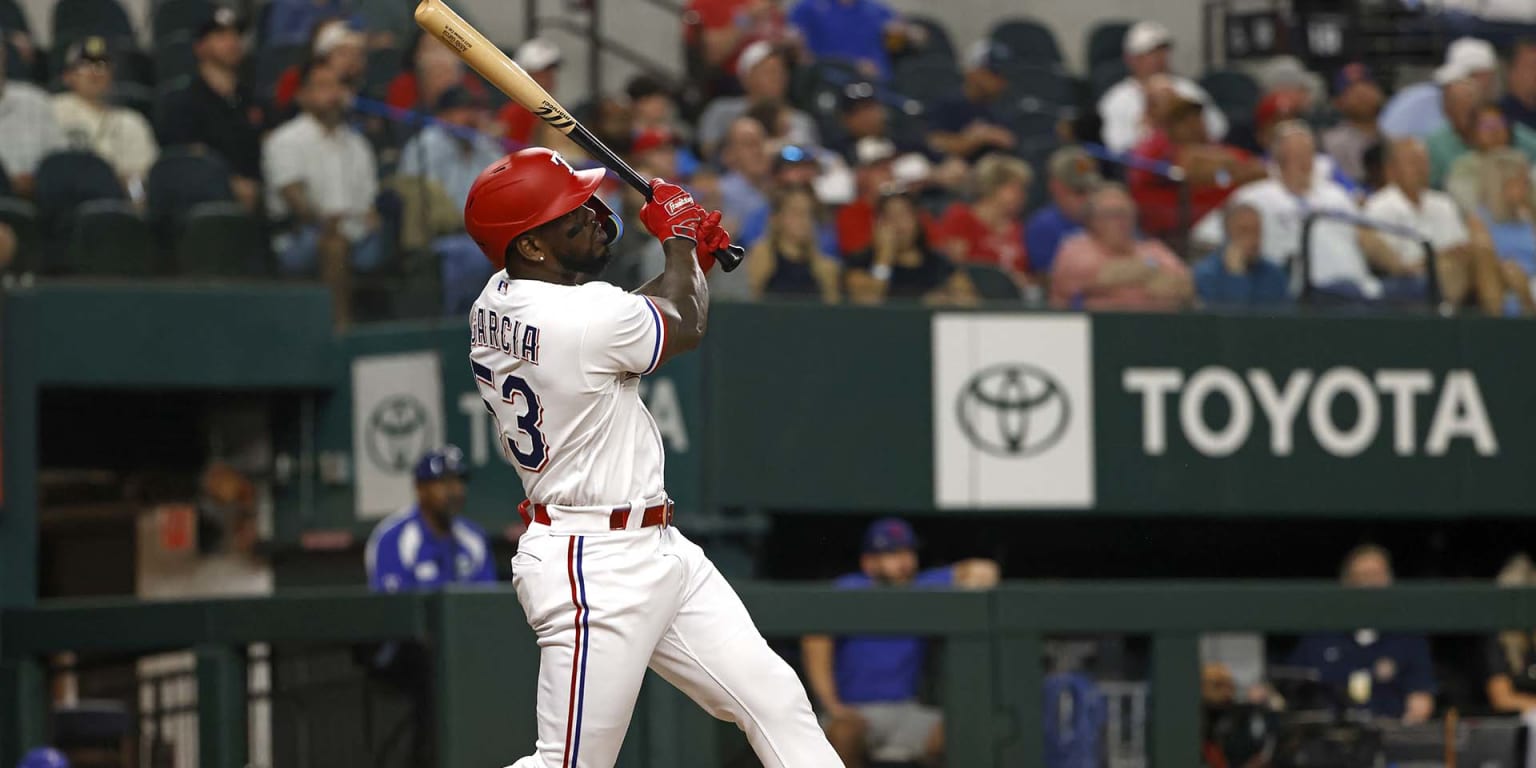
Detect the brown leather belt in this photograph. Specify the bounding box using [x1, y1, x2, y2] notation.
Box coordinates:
[517, 498, 674, 530]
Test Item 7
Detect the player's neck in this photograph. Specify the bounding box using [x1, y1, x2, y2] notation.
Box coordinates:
[504, 264, 583, 286]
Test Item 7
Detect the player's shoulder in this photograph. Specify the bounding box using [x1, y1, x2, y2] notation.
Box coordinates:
[450, 514, 489, 539]
[367, 507, 417, 543]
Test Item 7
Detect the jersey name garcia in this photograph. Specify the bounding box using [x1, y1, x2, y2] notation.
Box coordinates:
[469, 277, 668, 506]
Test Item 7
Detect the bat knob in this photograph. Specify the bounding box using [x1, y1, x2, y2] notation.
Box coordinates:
[715, 244, 746, 272]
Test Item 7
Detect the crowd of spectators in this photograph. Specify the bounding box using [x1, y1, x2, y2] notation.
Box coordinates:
[6, 0, 1536, 324]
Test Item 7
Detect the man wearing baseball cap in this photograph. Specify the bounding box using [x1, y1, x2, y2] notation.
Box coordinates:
[697, 40, 820, 157]
[365, 445, 495, 593]
[157, 6, 264, 211]
[927, 40, 1017, 162]
[801, 518, 998, 768]
[1321, 62, 1385, 182]
[1025, 146, 1102, 275]
[53, 36, 159, 189]
[1382, 37, 1498, 139]
[1098, 20, 1227, 155]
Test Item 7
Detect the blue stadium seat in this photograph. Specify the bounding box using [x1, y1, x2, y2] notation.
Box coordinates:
[989, 18, 1064, 66]
[964, 263, 1023, 302]
[175, 201, 270, 277]
[905, 14, 955, 64]
[1089, 59, 1129, 103]
[1200, 69, 1262, 124]
[67, 199, 160, 276]
[1085, 20, 1134, 72]
[154, 32, 198, 85]
[52, 0, 134, 52]
[146, 147, 234, 247]
[154, 0, 211, 43]
[892, 59, 962, 113]
[364, 46, 401, 100]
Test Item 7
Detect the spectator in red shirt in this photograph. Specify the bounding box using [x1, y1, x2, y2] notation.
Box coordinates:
[1050, 183, 1193, 311]
[272, 19, 365, 113]
[835, 136, 896, 255]
[497, 37, 563, 145]
[385, 34, 488, 112]
[937, 154, 1032, 281]
[1130, 93, 1264, 238]
[845, 191, 976, 305]
[685, 0, 794, 78]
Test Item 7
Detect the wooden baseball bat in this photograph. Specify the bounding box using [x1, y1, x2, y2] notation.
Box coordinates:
[413, 0, 745, 271]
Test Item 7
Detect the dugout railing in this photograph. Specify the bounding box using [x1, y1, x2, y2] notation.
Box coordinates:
[7, 583, 1536, 768]
[1300, 208, 1446, 313]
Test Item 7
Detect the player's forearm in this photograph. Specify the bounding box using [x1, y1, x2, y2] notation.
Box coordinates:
[637, 238, 709, 347]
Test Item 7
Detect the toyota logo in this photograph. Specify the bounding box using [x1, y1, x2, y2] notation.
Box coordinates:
[366, 395, 435, 473]
[956, 364, 1071, 457]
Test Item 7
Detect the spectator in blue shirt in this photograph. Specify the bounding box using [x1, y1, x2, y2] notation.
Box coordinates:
[788, 0, 909, 81]
[1284, 544, 1436, 723]
[801, 518, 999, 768]
[1026, 146, 1101, 275]
[1193, 203, 1290, 307]
[16, 748, 69, 768]
[365, 445, 496, 592]
[926, 41, 1018, 162]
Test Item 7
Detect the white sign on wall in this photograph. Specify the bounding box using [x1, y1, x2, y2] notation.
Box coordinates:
[352, 352, 444, 520]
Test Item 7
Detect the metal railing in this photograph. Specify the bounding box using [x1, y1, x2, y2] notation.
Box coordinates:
[1300, 208, 1444, 312]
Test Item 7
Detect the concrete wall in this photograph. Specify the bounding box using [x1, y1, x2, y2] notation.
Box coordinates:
[16, 0, 1209, 101]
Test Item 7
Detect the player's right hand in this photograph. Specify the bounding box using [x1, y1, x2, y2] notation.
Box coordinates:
[639, 179, 706, 244]
[693, 210, 731, 273]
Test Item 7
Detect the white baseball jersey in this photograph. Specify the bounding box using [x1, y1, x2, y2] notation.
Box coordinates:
[469, 277, 668, 506]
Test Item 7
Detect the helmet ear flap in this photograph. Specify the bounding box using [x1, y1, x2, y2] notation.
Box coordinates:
[587, 195, 623, 245]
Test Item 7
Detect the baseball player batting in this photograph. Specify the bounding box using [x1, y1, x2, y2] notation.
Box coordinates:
[465, 148, 843, 768]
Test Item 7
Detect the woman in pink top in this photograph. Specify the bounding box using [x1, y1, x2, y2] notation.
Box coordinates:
[1049, 183, 1194, 311]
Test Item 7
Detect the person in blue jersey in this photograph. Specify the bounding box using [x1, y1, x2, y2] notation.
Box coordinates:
[801, 517, 999, 768]
[366, 445, 496, 593]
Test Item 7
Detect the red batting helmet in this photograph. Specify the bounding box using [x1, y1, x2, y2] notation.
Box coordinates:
[464, 147, 622, 266]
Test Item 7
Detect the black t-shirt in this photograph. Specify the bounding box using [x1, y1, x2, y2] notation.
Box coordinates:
[1486, 633, 1536, 694]
[844, 246, 955, 300]
[158, 75, 264, 180]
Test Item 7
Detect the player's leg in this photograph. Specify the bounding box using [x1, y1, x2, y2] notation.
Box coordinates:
[506, 529, 681, 768]
[646, 528, 844, 768]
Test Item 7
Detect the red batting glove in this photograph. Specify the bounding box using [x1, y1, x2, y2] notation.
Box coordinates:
[639, 179, 705, 243]
[693, 210, 731, 273]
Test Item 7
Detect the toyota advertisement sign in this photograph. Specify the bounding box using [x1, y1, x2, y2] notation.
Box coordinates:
[933, 315, 1095, 509]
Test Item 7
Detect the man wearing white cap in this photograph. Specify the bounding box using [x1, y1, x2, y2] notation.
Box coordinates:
[697, 40, 820, 157]
[498, 37, 563, 145]
[1380, 37, 1498, 139]
[1098, 20, 1227, 155]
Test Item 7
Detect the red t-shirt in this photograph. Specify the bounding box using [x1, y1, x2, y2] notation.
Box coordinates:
[1129, 130, 1250, 237]
[273, 65, 302, 110]
[936, 202, 1027, 275]
[837, 198, 941, 257]
[498, 103, 538, 145]
[385, 71, 489, 112]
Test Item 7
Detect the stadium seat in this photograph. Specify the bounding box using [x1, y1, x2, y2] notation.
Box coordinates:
[145, 147, 234, 246]
[0, 197, 41, 275]
[154, 32, 197, 85]
[114, 82, 156, 121]
[1089, 59, 1129, 103]
[1001, 63, 1077, 112]
[52, 0, 134, 52]
[892, 59, 962, 113]
[0, 0, 30, 37]
[964, 264, 1023, 302]
[364, 46, 401, 101]
[989, 18, 1064, 65]
[905, 14, 956, 64]
[34, 151, 125, 238]
[1085, 20, 1134, 72]
[153, 0, 210, 43]
[174, 201, 270, 277]
[1200, 69, 1262, 124]
[66, 199, 160, 276]
[113, 47, 154, 88]
[253, 44, 306, 105]
[2, 38, 30, 83]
